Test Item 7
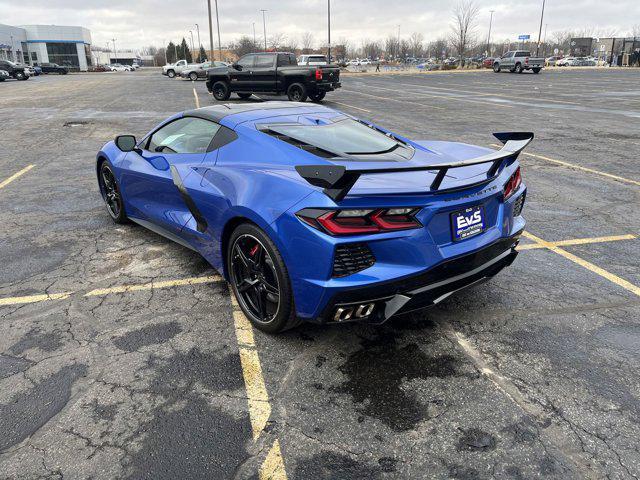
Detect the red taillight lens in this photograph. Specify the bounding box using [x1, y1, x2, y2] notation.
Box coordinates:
[315, 67, 322, 80]
[503, 167, 522, 200]
[297, 208, 421, 236]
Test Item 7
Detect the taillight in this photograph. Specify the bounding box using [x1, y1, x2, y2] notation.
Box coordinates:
[503, 167, 522, 200]
[315, 67, 322, 80]
[297, 208, 421, 236]
[525, 57, 529, 64]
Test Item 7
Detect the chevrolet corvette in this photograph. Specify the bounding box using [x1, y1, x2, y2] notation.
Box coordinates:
[96, 102, 530, 333]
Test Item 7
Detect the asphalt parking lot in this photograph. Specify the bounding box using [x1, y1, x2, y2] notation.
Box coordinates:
[1, 67, 639, 479]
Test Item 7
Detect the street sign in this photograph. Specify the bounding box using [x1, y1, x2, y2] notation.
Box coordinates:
[518, 35, 530, 40]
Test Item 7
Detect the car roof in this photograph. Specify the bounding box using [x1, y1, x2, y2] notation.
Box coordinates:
[184, 102, 334, 125]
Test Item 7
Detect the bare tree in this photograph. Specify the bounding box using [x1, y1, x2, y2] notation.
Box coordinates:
[631, 25, 640, 37]
[230, 36, 260, 57]
[449, 0, 480, 67]
[301, 32, 315, 53]
[268, 33, 286, 51]
[409, 32, 424, 58]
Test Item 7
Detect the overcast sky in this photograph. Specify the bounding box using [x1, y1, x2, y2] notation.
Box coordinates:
[1, 0, 638, 51]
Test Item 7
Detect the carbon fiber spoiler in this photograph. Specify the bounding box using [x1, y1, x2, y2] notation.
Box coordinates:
[295, 132, 533, 202]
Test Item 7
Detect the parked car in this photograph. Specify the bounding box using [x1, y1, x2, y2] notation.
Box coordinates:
[163, 59, 190, 78]
[545, 56, 562, 66]
[180, 61, 229, 81]
[493, 51, 544, 73]
[108, 64, 129, 72]
[556, 57, 575, 66]
[0, 69, 9, 81]
[96, 102, 529, 333]
[206, 51, 341, 102]
[40, 63, 69, 74]
[23, 65, 36, 77]
[483, 57, 495, 68]
[0, 60, 29, 80]
[32, 65, 42, 76]
[298, 55, 329, 66]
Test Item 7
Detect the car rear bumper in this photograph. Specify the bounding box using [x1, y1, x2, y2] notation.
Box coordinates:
[315, 234, 520, 324]
[316, 82, 341, 92]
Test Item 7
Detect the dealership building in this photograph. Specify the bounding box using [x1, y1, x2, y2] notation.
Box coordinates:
[0, 24, 92, 71]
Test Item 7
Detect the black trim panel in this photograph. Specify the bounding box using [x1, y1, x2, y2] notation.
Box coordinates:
[170, 166, 208, 233]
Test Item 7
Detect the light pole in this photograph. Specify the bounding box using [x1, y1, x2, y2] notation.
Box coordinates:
[261, 9, 267, 52]
[206, 0, 215, 60]
[253, 22, 256, 46]
[163, 39, 168, 64]
[111, 38, 117, 63]
[397, 25, 400, 61]
[536, 0, 546, 57]
[189, 30, 195, 60]
[214, 0, 222, 62]
[195, 24, 202, 60]
[327, 0, 331, 62]
[486, 10, 494, 56]
[10, 34, 15, 62]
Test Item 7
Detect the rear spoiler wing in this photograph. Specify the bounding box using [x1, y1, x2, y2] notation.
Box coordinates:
[295, 132, 533, 202]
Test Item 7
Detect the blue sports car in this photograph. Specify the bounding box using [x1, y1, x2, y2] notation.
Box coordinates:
[96, 102, 530, 333]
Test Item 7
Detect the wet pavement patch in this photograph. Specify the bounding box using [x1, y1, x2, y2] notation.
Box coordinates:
[9, 328, 66, 355]
[332, 328, 459, 431]
[293, 451, 383, 480]
[0, 355, 33, 379]
[124, 348, 251, 479]
[0, 363, 87, 451]
[456, 427, 497, 451]
[87, 399, 119, 422]
[112, 322, 182, 352]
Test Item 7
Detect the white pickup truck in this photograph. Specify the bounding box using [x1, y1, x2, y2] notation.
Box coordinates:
[162, 60, 191, 78]
[493, 50, 544, 74]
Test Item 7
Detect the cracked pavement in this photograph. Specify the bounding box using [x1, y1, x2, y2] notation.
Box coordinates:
[1, 68, 639, 479]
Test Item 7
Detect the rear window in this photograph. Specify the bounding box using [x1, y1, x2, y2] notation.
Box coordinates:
[267, 119, 409, 156]
[255, 55, 274, 67]
[277, 54, 296, 66]
[515, 51, 530, 57]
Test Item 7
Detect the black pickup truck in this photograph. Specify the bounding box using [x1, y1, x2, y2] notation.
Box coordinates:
[206, 52, 341, 102]
[0, 60, 29, 80]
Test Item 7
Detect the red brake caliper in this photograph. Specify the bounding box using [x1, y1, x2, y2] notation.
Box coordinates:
[249, 244, 259, 257]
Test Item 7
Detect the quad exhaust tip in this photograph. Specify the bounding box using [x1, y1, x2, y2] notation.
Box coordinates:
[333, 303, 375, 322]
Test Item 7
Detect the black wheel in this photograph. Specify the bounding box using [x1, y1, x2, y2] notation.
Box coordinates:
[515, 63, 523, 74]
[189, 72, 198, 81]
[212, 81, 231, 101]
[493, 63, 501, 73]
[287, 83, 307, 102]
[237, 92, 252, 99]
[309, 91, 326, 102]
[227, 223, 300, 333]
[15, 71, 26, 80]
[99, 162, 128, 223]
[167, 70, 176, 78]
[532, 68, 541, 74]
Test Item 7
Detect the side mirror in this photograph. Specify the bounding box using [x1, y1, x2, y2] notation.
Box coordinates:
[115, 135, 137, 152]
[233, 63, 242, 71]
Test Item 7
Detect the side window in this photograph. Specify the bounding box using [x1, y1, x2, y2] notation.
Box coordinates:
[277, 54, 289, 66]
[237, 54, 255, 68]
[147, 117, 221, 154]
[256, 55, 275, 67]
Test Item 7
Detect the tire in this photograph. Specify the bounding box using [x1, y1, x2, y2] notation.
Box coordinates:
[99, 162, 128, 224]
[493, 63, 501, 73]
[212, 81, 231, 101]
[227, 223, 300, 334]
[189, 72, 198, 81]
[532, 68, 541, 74]
[167, 69, 176, 78]
[15, 71, 26, 80]
[287, 82, 307, 102]
[309, 91, 326, 102]
[515, 63, 523, 74]
[237, 92, 252, 99]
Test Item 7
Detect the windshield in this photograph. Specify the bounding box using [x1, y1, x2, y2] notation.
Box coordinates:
[270, 119, 403, 155]
[3, 60, 17, 67]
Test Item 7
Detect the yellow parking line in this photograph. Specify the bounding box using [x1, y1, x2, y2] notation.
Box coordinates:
[0, 165, 34, 189]
[340, 88, 445, 110]
[84, 275, 220, 296]
[329, 101, 371, 113]
[0, 275, 221, 306]
[490, 144, 640, 187]
[517, 234, 636, 251]
[522, 231, 640, 297]
[0, 292, 71, 306]
[229, 285, 288, 477]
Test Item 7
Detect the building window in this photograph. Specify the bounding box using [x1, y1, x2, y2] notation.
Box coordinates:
[46, 42, 80, 67]
[84, 44, 92, 66]
[23, 51, 29, 63]
[31, 52, 37, 62]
